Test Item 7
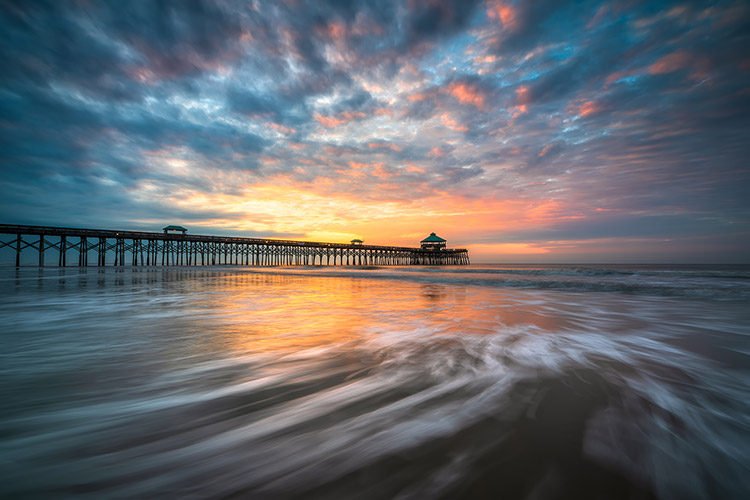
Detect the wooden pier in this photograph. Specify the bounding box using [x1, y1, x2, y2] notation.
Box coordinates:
[0, 224, 470, 267]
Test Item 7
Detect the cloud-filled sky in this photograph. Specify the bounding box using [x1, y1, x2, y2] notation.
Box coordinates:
[1, 0, 748, 262]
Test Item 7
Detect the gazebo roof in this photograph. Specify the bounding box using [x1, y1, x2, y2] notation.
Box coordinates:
[350, 238, 363, 243]
[163, 225, 187, 231]
[421, 232, 446, 242]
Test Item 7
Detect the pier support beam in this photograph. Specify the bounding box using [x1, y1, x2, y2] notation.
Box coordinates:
[0, 224, 470, 268]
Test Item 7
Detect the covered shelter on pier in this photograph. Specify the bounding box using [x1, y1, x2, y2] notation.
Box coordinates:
[0, 223, 469, 267]
[420, 232, 446, 250]
[163, 225, 187, 235]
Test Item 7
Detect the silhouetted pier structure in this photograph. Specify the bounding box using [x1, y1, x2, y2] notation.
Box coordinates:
[0, 224, 470, 267]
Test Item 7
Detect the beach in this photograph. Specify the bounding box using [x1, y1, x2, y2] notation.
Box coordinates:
[1, 264, 748, 499]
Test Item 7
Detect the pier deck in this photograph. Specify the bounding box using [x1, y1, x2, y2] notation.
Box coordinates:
[0, 224, 470, 267]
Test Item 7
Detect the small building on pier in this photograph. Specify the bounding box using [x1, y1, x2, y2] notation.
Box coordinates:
[350, 239, 364, 246]
[421, 232, 446, 250]
[163, 225, 187, 235]
[0, 223, 469, 267]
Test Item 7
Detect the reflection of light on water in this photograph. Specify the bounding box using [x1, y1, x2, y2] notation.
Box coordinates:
[1, 266, 749, 499]
[178, 271, 583, 353]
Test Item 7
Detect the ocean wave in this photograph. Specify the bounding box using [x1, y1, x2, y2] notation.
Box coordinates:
[392, 265, 750, 280]
[224, 266, 750, 300]
[4, 325, 747, 499]
[2, 266, 748, 499]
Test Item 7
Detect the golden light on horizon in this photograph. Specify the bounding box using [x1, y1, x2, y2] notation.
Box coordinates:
[130, 163, 585, 255]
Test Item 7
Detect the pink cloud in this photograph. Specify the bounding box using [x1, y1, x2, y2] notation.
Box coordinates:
[339, 161, 394, 180]
[440, 112, 468, 132]
[510, 85, 530, 117]
[314, 111, 367, 128]
[348, 161, 369, 170]
[341, 111, 366, 120]
[315, 114, 346, 128]
[371, 162, 393, 179]
[373, 107, 394, 117]
[516, 85, 531, 104]
[320, 22, 347, 40]
[448, 82, 487, 109]
[604, 69, 635, 87]
[268, 122, 296, 135]
[569, 99, 603, 118]
[486, 1, 517, 29]
[428, 147, 444, 158]
[578, 101, 601, 116]
[649, 50, 692, 74]
[405, 164, 426, 174]
[537, 144, 555, 157]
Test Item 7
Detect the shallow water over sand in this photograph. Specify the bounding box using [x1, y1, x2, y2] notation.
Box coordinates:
[1, 265, 748, 499]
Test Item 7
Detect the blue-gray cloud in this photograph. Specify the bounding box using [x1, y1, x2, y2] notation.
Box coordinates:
[0, 0, 748, 260]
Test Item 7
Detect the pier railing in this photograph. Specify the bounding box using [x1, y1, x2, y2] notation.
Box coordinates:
[0, 224, 470, 267]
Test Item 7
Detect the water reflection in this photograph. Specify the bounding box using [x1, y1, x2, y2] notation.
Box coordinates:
[1, 266, 748, 499]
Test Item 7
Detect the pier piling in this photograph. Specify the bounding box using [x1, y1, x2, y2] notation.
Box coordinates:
[0, 224, 470, 267]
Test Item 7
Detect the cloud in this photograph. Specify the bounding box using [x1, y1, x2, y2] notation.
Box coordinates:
[448, 81, 488, 109]
[404, 0, 483, 43]
[649, 50, 693, 74]
[1, 0, 749, 262]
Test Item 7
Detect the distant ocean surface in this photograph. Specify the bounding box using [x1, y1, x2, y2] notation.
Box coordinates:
[1, 264, 748, 499]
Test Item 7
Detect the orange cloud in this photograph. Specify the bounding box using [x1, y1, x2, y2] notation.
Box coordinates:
[324, 22, 346, 40]
[314, 111, 367, 128]
[649, 50, 692, 74]
[344, 161, 394, 179]
[315, 113, 345, 128]
[448, 82, 487, 109]
[373, 107, 394, 117]
[510, 85, 531, 117]
[473, 55, 497, 66]
[604, 69, 635, 87]
[428, 147, 444, 158]
[336, 168, 367, 179]
[537, 144, 555, 157]
[268, 122, 296, 135]
[580, 101, 601, 116]
[486, 1, 517, 29]
[570, 99, 602, 117]
[371, 163, 393, 179]
[405, 164, 426, 174]
[516, 85, 531, 104]
[341, 111, 366, 120]
[440, 112, 468, 131]
[348, 161, 369, 170]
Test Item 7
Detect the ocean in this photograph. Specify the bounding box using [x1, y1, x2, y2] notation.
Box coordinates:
[1, 264, 748, 499]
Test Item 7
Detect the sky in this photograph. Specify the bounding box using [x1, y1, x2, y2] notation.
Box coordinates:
[1, 0, 748, 263]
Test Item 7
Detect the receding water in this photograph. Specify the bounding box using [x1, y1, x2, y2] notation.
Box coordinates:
[1, 264, 748, 499]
